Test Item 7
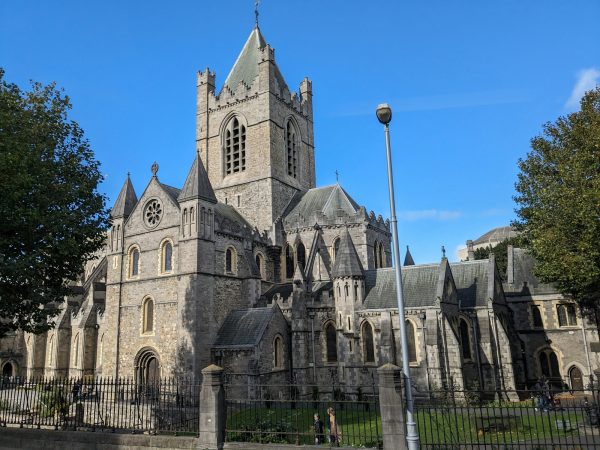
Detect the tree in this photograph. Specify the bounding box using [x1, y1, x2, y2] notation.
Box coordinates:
[473, 237, 521, 281]
[514, 87, 600, 316]
[0, 69, 109, 337]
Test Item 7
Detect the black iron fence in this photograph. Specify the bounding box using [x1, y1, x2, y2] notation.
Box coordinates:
[0, 377, 200, 435]
[414, 383, 600, 449]
[224, 382, 383, 448]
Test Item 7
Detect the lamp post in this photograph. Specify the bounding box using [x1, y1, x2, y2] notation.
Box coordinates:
[376, 103, 420, 450]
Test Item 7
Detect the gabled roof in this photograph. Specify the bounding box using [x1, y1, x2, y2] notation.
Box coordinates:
[331, 229, 363, 278]
[449, 260, 490, 307]
[223, 27, 267, 92]
[111, 175, 138, 218]
[213, 307, 275, 348]
[283, 184, 361, 226]
[178, 155, 217, 203]
[404, 246, 415, 266]
[363, 265, 440, 309]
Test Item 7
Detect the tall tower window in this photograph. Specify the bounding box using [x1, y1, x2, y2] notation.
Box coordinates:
[325, 322, 338, 363]
[296, 242, 306, 271]
[224, 116, 246, 174]
[362, 321, 375, 363]
[286, 120, 298, 178]
[459, 318, 472, 360]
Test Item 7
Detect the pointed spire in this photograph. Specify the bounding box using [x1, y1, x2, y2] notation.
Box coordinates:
[111, 174, 138, 218]
[332, 229, 364, 278]
[223, 27, 267, 92]
[293, 263, 306, 286]
[178, 155, 217, 204]
[403, 245, 415, 266]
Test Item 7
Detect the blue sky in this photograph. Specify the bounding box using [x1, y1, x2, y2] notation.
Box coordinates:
[1, 0, 599, 263]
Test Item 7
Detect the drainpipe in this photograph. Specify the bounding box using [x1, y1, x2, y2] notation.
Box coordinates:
[472, 313, 485, 390]
[421, 312, 431, 392]
[309, 312, 316, 383]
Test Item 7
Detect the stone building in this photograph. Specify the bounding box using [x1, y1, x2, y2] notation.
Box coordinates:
[1, 25, 598, 395]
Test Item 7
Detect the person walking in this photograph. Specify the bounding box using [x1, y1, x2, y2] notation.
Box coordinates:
[314, 413, 325, 445]
[327, 407, 341, 446]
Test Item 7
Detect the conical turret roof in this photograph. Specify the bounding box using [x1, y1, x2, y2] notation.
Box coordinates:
[111, 174, 138, 218]
[223, 27, 267, 92]
[178, 154, 217, 203]
[404, 246, 415, 266]
[332, 229, 364, 278]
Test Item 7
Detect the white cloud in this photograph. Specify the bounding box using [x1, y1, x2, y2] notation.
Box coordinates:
[398, 209, 462, 221]
[565, 68, 600, 110]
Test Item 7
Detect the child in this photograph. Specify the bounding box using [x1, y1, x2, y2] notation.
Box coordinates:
[314, 413, 325, 445]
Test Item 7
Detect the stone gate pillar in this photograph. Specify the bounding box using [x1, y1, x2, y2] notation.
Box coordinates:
[198, 364, 225, 450]
[378, 363, 409, 450]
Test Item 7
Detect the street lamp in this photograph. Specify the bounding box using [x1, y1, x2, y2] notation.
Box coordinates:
[376, 103, 420, 450]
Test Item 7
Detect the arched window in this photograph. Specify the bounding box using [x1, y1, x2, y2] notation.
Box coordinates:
[362, 322, 375, 363]
[557, 303, 577, 327]
[285, 120, 298, 178]
[539, 349, 561, 378]
[142, 298, 154, 334]
[531, 305, 543, 328]
[325, 323, 337, 363]
[273, 335, 284, 369]
[378, 242, 385, 268]
[255, 253, 265, 280]
[129, 247, 140, 277]
[116, 225, 121, 249]
[296, 242, 306, 271]
[190, 207, 196, 233]
[374, 241, 380, 268]
[182, 209, 188, 237]
[285, 245, 294, 279]
[162, 241, 173, 273]
[225, 247, 236, 274]
[224, 116, 246, 174]
[47, 336, 54, 366]
[406, 320, 417, 363]
[332, 238, 340, 262]
[73, 334, 80, 366]
[459, 319, 472, 360]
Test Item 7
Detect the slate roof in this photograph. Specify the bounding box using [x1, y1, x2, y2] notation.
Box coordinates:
[283, 184, 360, 225]
[331, 229, 364, 278]
[363, 265, 440, 309]
[262, 283, 294, 302]
[214, 202, 252, 228]
[160, 183, 181, 205]
[504, 248, 556, 295]
[449, 260, 490, 307]
[223, 27, 267, 92]
[111, 175, 138, 218]
[213, 307, 275, 348]
[474, 226, 517, 245]
[178, 155, 217, 203]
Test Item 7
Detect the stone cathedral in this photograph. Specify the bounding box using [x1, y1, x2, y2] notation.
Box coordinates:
[2, 26, 599, 395]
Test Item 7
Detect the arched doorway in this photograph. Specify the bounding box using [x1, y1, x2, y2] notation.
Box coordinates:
[2, 361, 14, 378]
[136, 349, 160, 387]
[569, 366, 584, 391]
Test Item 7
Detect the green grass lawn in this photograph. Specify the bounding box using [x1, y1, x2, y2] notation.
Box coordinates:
[226, 403, 382, 447]
[416, 408, 586, 445]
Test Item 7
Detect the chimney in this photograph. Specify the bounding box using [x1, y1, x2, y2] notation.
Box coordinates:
[467, 240, 475, 261]
[507, 244, 515, 285]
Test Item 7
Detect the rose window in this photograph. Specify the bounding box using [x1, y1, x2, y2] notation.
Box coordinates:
[144, 200, 163, 227]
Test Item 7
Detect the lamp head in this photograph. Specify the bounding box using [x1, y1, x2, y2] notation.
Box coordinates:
[376, 103, 392, 125]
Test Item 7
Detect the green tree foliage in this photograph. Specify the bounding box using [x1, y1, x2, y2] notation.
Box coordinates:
[473, 238, 520, 281]
[0, 69, 109, 337]
[514, 87, 600, 314]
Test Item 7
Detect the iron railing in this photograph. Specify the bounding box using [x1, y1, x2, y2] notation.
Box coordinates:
[0, 377, 200, 435]
[414, 383, 600, 449]
[224, 382, 382, 448]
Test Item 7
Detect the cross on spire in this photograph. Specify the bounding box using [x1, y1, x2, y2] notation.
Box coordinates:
[335, 170, 339, 183]
[255, 0, 260, 27]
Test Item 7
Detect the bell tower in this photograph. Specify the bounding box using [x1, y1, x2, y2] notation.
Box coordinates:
[196, 27, 315, 232]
